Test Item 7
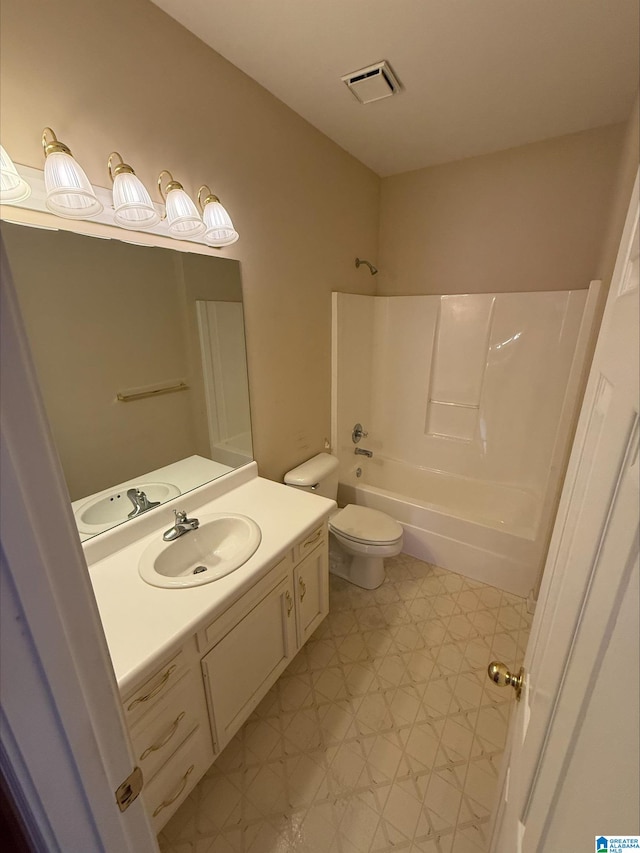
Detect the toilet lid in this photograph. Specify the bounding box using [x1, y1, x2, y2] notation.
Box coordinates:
[330, 505, 403, 546]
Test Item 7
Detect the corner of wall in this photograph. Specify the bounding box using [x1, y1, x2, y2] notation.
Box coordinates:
[595, 91, 640, 296]
[376, 123, 629, 297]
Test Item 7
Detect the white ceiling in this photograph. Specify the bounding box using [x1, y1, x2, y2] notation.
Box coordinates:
[152, 0, 639, 177]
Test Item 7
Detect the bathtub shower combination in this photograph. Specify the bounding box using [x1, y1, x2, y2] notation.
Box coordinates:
[332, 286, 600, 597]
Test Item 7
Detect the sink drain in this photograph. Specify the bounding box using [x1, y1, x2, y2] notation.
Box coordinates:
[193, 566, 208, 575]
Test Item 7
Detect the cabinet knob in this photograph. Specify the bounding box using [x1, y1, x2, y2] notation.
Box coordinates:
[299, 577, 307, 601]
[285, 590, 293, 616]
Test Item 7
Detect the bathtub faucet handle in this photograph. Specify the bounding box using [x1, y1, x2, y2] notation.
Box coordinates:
[352, 423, 369, 444]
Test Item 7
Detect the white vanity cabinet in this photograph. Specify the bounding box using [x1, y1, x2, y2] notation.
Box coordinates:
[119, 521, 329, 831]
[201, 561, 296, 752]
[200, 522, 329, 754]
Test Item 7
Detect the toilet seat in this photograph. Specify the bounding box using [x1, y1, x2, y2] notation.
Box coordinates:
[329, 505, 403, 546]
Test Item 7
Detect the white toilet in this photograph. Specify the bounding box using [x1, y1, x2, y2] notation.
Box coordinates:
[284, 453, 403, 589]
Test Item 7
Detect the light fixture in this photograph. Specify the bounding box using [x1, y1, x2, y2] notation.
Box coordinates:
[157, 170, 204, 239]
[108, 152, 160, 230]
[197, 186, 239, 247]
[0, 145, 31, 203]
[41, 127, 103, 219]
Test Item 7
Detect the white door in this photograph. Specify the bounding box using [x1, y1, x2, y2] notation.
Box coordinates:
[490, 171, 639, 852]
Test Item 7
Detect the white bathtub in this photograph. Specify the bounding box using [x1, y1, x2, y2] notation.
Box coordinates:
[338, 457, 544, 597]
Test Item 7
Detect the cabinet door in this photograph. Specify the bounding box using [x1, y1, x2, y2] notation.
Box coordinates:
[201, 575, 296, 752]
[294, 542, 329, 647]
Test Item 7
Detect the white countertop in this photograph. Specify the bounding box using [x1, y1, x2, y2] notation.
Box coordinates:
[87, 465, 334, 694]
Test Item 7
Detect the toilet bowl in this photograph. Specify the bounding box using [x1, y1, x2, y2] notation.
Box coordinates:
[284, 453, 404, 590]
[329, 504, 403, 589]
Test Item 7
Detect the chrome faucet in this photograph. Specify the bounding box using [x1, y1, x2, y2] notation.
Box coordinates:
[162, 509, 200, 541]
[354, 447, 373, 458]
[127, 488, 161, 519]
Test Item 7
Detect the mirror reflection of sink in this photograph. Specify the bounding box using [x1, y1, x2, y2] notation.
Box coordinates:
[138, 513, 262, 589]
[74, 482, 181, 535]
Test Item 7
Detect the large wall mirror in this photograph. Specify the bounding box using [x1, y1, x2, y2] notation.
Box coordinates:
[2, 221, 253, 540]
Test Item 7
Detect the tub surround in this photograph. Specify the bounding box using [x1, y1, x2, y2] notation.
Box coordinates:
[86, 462, 334, 694]
[332, 285, 601, 595]
[333, 289, 593, 490]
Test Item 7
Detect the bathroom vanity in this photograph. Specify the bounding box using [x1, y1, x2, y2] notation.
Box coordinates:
[85, 463, 333, 831]
[4, 217, 333, 832]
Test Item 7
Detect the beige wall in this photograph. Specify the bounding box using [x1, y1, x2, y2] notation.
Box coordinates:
[2, 0, 636, 487]
[377, 124, 626, 296]
[0, 0, 380, 482]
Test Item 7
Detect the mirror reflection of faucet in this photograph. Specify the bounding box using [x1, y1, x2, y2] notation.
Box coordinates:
[127, 488, 161, 518]
[354, 447, 373, 458]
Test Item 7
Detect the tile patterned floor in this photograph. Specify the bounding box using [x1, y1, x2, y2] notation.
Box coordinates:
[158, 554, 531, 853]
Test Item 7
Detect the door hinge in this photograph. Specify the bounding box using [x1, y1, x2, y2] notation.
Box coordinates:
[115, 766, 144, 812]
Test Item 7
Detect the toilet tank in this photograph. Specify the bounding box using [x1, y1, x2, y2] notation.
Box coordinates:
[283, 453, 339, 500]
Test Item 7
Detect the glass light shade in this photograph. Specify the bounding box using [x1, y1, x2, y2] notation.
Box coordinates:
[165, 188, 205, 238]
[202, 198, 239, 247]
[44, 151, 103, 219]
[112, 171, 160, 229]
[0, 145, 31, 203]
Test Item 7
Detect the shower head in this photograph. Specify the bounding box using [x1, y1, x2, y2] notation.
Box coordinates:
[355, 257, 378, 276]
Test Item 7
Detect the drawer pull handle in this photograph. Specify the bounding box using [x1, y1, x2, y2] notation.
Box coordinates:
[140, 711, 186, 761]
[285, 590, 293, 616]
[152, 764, 194, 817]
[304, 529, 322, 548]
[299, 577, 307, 601]
[127, 665, 177, 711]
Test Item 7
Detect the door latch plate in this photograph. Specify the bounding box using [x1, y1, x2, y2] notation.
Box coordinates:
[115, 766, 144, 812]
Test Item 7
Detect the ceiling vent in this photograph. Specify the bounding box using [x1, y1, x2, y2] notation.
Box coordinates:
[341, 61, 400, 105]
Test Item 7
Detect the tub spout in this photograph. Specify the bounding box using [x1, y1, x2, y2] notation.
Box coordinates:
[355, 447, 373, 458]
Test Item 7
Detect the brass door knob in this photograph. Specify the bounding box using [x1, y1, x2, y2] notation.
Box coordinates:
[487, 661, 524, 701]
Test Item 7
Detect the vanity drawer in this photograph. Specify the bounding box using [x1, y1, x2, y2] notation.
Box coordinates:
[130, 672, 202, 783]
[143, 725, 213, 833]
[292, 524, 325, 564]
[122, 650, 187, 727]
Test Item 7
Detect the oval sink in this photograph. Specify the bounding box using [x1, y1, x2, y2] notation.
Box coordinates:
[138, 513, 262, 588]
[75, 481, 181, 535]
